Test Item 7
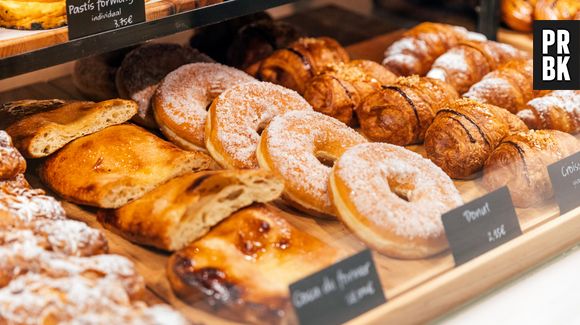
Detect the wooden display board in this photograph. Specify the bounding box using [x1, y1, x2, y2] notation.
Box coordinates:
[6, 31, 580, 325]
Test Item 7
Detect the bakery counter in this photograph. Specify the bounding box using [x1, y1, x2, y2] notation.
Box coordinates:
[0, 0, 296, 79]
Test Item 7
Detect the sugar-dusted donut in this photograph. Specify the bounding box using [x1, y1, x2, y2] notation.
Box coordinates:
[206, 81, 313, 169]
[153, 63, 255, 151]
[329, 143, 463, 259]
[256, 111, 366, 217]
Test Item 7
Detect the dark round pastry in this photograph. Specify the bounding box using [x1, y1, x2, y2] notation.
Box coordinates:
[226, 19, 304, 72]
[115, 43, 213, 128]
[189, 11, 272, 63]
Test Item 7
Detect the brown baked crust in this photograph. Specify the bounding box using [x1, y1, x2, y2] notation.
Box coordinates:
[0, 0, 66, 30]
[303, 60, 397, 126]
[501, 0, 536, 32]
[0, 131, 26, 181]
[424, 98, 528, 179]
[167, 204, 341, 325]
[357, 76, 459, 145]
[0, 99, 70, 129]
[427, 40, 529, 94]
[257, 37, 350, 94]
[464, 59, 549, 113]
[382, 22, 481, 76]
[116, 43, 214, 128]
[534, 0, 580, 20]
[6, 99, 138, 158]
[483, 130, 579, 207]
[97, 170, 284, 251]
[516, 90, 580, 134]
[40, 124, 213, 208]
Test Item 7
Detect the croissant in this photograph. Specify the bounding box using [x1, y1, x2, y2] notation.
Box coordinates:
[516, 90, 580, 134]
[501, 0, 536, 32]
[424, 98, 528, 179]
[534, 0, 579, 20]
[302, 59, 397, 125]
[427, 40, 529, 94]
[357, 75, 459, 145]
[483, 130, 579, 207]
[464, 59, 549, 113]
[256, 37, 349, 94]
[383, 22, 486, 76]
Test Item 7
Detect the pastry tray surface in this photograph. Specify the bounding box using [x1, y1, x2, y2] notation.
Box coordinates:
[9, 31, 579, 325]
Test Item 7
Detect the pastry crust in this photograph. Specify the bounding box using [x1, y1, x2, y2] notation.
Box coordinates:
[257, 37, 349, 94]
[330, 143, 462, 259]
[303, 59, 397, 125]
[483, 130, 579, 207]
[0, 131, 26, 180]
[98, 170, 284, 251]
[0, 99, 68, 129]
[256, 111, 367, 217]
[424, 98, 528, 179]
[534, 0, 580, 20]
[517, 90, 580, 134]
[40, 124, 213, 208]
[167, 204, 341, 325]
[206, 81, 312, 169]
[6, 99, 138, 158]
[501, 0, 536, 32]
[357, 75, 458, 145]
[0, 0, 66, 30]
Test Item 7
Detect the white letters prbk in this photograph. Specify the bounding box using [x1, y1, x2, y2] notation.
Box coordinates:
[543, 56, 555, 81]
[556, 30, 570, 54]
[543, 30, 555, 54]
[557, 56, 570, 81]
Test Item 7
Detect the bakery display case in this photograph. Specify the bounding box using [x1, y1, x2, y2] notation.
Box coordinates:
[0, 0, 579, 324]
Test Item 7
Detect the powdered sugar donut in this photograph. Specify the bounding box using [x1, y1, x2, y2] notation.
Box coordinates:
[329, 143, 463, 259]
[256, 111, 366, 217]
[153, 63, 255, 151]
[206, 81, 313, 169]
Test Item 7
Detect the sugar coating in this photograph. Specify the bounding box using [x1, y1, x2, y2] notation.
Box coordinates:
[0, 187, 65, 222]
[212, 81, 312, 168]
[155, 62, 255, 147]
[263, 111, 366, 213]
[335, 143, 463, 239]
[427, 48, 470, 82]
[527, 90, 580, 128]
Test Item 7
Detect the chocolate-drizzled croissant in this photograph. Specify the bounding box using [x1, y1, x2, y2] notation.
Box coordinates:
[516, 90, 580, 134]
[357, 76, 459, 145]
[483, 130, 579, 207]
[427, 40, 529, 94]
[302, 60, 397, 125]
[382, 22, 486, 76]
[464, 59, 549, 113]
[256, 37, 349, 94]
[424, 98, 528, 179]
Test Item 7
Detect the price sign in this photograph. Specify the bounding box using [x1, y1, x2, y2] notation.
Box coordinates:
[289, 249, 385, 325]
[548, 151, 580, 215]
[442, 187, 522, 265]
[66, 0, 146, 40]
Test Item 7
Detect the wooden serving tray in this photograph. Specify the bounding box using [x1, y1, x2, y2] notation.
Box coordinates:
[6, 31, 580, 325]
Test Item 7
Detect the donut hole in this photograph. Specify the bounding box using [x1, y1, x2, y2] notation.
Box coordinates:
[387, 177, 413, 202]
[256, 120, 269, 136]
[315, 151, 337, 168]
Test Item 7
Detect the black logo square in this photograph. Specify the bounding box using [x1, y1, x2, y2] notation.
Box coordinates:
[533, 20, 580, 90]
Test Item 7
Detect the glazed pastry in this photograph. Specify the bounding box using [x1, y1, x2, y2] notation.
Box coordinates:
[516, 90, 580, 134]
[0, 99, 68, 129]
[98, 170, 284, 251]
[73, 47, 134, 101]
[206, 81, 312, 169]
[357, 75, 459, 145]
[167, 204, 341, 325]
[464, 59, 548, 113]
[0, 131, 26, 180]
[382, 22, 486, 76]
[534, 0, 579, 21]
[424, 98, 528, 179]
[427, 40, 529, 94]
[257, 111, 367, 217]
[227, 19, 304, 74]
[6, 99, 138, 158]
[483, 130, 579, 207]
[257, 37, 350, 94]
[0, 0, 66, 30]
[0, 174, 29, 192]
[153, 62, 255, 151]
[330, 143, 463, 258]
[501, 0, 536, 32]
[116, 43, 214, 128]
[40, 124, 213, 208]
[303, 60, 397, 125]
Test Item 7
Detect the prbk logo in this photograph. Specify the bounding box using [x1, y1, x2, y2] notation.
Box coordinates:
[533, 20, 579, 90]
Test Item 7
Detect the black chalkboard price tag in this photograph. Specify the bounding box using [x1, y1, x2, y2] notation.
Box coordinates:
[289, 249, 385, 325]
[442, 187, 522, 266]
[548, 151, 580, 215]
[66, 0, 146, 40]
